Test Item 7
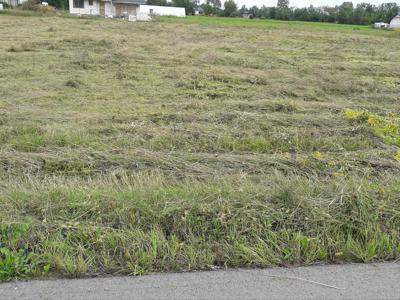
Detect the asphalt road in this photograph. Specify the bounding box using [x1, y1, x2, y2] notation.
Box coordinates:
[1, 262, 399, 300]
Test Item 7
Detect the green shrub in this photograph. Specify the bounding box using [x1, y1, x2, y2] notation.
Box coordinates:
[0, 223, 48, 282]
[0, 248, 36, 281]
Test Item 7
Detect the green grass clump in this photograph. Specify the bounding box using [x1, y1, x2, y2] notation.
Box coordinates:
[0, 14, 399, 280]
[0, 248, 36, 281]
[0, 223, 48, 281]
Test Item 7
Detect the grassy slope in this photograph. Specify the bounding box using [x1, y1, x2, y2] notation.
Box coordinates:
[0, 13, 400, 280]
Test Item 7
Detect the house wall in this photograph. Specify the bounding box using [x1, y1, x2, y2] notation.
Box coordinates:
[113, 3, 138, 17]
[390, 16, 400, 29]
[4, 0, 27, 7]
[68, 1, 184, 18]
[69, 0, 100, 15]
[137, 5, 185, 17]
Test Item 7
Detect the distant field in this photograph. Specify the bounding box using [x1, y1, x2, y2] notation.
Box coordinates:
[161, 15, 395, 34]
[0, 12, 399, 280]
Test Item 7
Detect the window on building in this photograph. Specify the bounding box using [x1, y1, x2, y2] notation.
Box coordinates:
[88, 0, 93, 5]
[73, 0, 84, 8]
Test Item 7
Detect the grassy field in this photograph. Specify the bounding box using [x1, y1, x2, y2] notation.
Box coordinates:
[161, 15, 382, 33]
[0, 12, 400, 280]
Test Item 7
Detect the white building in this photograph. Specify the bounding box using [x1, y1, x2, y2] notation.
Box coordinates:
[389, 14, 400, 29]
[374, 22, 389, 29]
[139, 5, 185, 17]
[2, 0, 27, 6]
[69, 0, 185, 19]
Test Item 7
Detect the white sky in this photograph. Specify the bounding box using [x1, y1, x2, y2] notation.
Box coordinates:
[236, 0, 400, 8]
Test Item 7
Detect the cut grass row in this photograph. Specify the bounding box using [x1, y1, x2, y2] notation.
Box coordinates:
[0, 123, 379, 153]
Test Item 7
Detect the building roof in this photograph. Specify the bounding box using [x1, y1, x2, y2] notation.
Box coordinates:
[112, 0, 146, 5]
[391, 14, 400, 21]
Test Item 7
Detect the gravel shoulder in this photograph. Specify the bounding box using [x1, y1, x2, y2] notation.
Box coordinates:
[1, 262, 399, 300]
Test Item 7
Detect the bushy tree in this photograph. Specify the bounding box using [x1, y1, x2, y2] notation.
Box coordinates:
[276, 0, 289, 19]
[207, 0, 221, 9]
[248, 5, 259, 18]
[269, 6, 277, 18]
[377, 2, 399, 22]
[201, 0, 221, 15]
[239, 5, 248, 16]
[322, 6, 337, 22]
[337, 2, 354, 24]
[277, 0, 289, 9]
[222, 0, 238, 17]
[201, 3, 214, 15]
[352, 3, 375, 25]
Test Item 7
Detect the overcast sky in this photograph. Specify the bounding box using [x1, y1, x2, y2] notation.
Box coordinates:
[236, 0, 400, 8]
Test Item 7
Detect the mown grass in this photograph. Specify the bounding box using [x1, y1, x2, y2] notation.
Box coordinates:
[160, 16, 387, 35]
[0, 13, 399, 281]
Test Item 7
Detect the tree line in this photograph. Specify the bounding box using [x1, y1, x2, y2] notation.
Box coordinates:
[148, 0, 400, 25]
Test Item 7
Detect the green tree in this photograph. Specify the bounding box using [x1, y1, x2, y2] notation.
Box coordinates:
[248, 5, 259, 18]
[239, 5, 248, 16]
[201, 3, 213, 15]
[352, 3, 374, 25]
[322, 6, 337, 22]
[206, 0, 221, 9]
[276, 0, 289, 19]
[222, 0, 238, 17]
[377, 2, 399, 23]
[337, 2, 354, 24]
[202, 0, 221, 15]
[277, 0, 289, 9]
[269, 6, 277, 18]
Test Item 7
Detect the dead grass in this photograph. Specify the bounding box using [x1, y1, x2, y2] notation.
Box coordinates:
[0, 14, 399, 280]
